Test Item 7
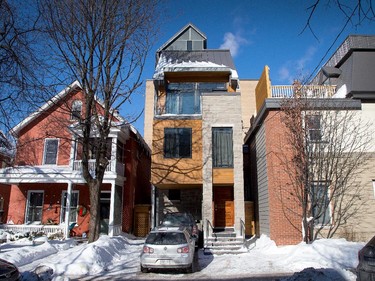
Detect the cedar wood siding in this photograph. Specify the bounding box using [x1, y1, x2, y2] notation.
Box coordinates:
[151, 119, 203, 187]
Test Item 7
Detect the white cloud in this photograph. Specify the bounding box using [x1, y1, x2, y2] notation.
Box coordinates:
[278, 66, 290, 82]
[277, 46, 317, 83]
[219, 32, 248, 57]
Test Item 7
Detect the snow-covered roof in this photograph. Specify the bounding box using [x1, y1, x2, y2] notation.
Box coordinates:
[11, 81, 82, 137]
[153, 51, 238, 81]
[11, 81, 125, 137]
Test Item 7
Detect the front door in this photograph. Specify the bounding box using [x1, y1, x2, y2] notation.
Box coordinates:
[100, 192, 110, 234]
[213, 186, 234, 228]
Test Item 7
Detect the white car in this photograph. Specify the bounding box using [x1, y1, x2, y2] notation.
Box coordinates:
[140, 226, 195, 273]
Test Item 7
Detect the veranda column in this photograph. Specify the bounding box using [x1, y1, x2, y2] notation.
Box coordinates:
[64, 181, 73, 239]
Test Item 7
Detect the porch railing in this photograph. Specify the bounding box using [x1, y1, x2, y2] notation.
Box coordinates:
[0, 224, 66, 236]
[72, 159, 124, 175]
[271, 85, 337, 98]
[240, 218, 246, 240]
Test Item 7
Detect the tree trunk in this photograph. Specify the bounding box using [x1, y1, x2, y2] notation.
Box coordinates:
[88, 179, 101, 243]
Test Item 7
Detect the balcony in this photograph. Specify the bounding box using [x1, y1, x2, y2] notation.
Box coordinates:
[72, 159, 125, 176]
[271, 85, 337, 98]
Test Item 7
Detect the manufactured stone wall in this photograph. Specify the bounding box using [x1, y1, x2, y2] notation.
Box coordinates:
[201, 92, 245, 234]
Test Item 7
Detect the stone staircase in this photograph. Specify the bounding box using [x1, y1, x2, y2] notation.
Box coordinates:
[203, 227, 247, 255]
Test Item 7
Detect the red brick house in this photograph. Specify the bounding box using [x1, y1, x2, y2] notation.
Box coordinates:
[0, 81, 151, 238]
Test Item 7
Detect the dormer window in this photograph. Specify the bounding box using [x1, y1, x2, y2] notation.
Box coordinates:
[71, 100, 82, 120]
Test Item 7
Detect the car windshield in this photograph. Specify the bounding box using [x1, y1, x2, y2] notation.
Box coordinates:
[162, 214, 192, 225]
[146, 232, 187, 245]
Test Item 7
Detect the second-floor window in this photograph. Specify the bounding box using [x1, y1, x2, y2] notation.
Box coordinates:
[43, 138, 59, 165]
[71, 100, 82, 120]
[164, 128, 192, 158]
[305, 114, 322, 142]
[212, 127, 233, 168]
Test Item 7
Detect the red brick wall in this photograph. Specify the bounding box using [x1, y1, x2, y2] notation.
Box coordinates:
[122, 131, 151, 233]
[14, 90, 120, 166]
[5, 182, 114, 236]
[264, 110, 302, 245]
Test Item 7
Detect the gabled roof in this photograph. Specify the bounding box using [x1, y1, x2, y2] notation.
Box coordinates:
[11, 81, 124, 137]
[156, 23, 207, 54]
[11, 81, 81, 137]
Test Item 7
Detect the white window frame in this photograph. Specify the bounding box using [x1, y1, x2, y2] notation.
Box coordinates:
[43, 138, 59, 165]
[60, 191, 79, 224]
[305, 113, 323, 142]
[25, 190, 44, 224]
[71, 100, 82, 120]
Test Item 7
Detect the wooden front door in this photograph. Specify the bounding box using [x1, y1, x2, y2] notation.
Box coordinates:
[214, 186, 234, 227]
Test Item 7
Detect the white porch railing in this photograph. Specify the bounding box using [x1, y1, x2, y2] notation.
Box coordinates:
[72, 159, 125, 175]
[271, 85, 337, 98]
[0, 224, 66, 236]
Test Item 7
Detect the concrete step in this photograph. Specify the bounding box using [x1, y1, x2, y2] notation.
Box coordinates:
[204, 232, 246, 255]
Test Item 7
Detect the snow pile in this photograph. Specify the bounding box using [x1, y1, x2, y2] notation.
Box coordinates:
[0, 233, 365, 280]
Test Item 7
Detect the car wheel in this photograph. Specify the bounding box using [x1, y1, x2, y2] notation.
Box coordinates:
[141, 265, 148, 273]
[185, 263, 193, 273]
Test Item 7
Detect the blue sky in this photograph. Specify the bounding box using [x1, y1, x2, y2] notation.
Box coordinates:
[127, 0, 375, 135]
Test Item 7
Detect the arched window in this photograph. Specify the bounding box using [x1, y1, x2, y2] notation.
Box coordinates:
[71, 100, 82, 120]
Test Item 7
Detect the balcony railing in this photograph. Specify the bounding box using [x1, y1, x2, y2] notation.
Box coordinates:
[72, 159, 125, 176]
[271, 85, 337, 98]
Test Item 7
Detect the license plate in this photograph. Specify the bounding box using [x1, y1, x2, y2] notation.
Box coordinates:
[159, 259, 170, 265]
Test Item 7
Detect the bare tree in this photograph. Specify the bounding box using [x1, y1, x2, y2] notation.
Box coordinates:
[278, 85, 372, 243]
[302, 0, 375, 40]
[39, 0, 161, 242]
[0, 0, 42, 136]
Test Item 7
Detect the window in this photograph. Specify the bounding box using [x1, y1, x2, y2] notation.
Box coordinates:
[164, 128, 192, 158]
[116, 140, 124, 163]
[311, 182, 331, 225]
[61, 191, 79, 223]
[212, 127, 233, 168]
[25, 191, 44, 224]
[43, 139, 59, 165]
[71, 100, 82, 120]
[306, 114, 322, 142]
[168, 189, 181, 201]
[165, 82, 226, 115]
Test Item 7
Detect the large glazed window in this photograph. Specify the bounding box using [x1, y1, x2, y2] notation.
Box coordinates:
[43, 138, 59, 165]
[164, 128, 192, 158]
[25, 191, 44, 224]
[212, 127, 233, 168]
[166, 82, 226, 115]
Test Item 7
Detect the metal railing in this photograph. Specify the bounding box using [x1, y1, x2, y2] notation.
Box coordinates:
[271, 85, 337, 98]
[204, 219, 216, 249]
[240, 218, 246, 240]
